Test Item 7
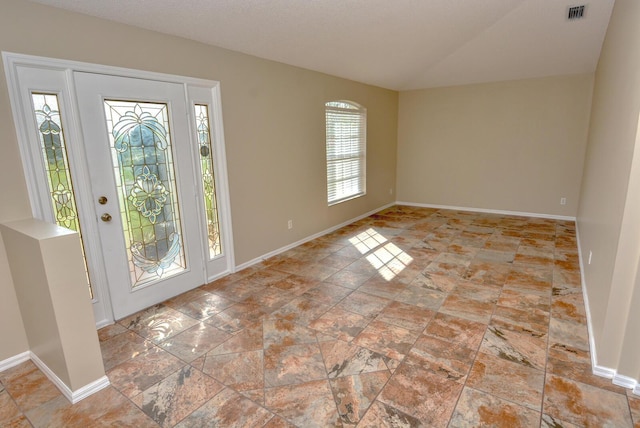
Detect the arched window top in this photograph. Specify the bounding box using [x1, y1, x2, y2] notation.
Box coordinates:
[325, 100, 365, 111]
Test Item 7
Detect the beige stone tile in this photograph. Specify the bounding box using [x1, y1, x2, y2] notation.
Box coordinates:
[424, 312, 487, 350]
[201, 350, 263, 391]
[264, 380, 340, 427]
[319, 340, 390, 378]
[264, 343, 326, 387]
[132, 366, 224, 427]
[158, 322, 231, 362]
[309, 307, 369, 342]
[544, 374, 633, 427]
[330, 371, 390, 425]
[175, 387, 272, 427]
[353, 320, 420, 360]
[449, 387, 541, 427]
[378, 362, 463, 425]
[480, 324, 547, 370]
[467, 351, 545, 410]
[358, 400, 426, 427]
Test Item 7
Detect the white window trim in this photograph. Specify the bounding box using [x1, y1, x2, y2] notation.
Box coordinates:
[325, 100, 367, 206]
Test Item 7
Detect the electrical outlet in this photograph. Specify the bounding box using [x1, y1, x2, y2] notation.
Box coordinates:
[389, 188, 393, 195]
[288, 220, 293, 230]
[560, 197, 567, 205]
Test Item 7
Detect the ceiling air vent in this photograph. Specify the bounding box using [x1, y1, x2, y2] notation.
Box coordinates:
[567, 5, 586, 20]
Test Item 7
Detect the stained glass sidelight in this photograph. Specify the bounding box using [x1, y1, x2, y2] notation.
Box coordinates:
[31, 93, 93, 298]
[103, 101, 186, 288]
[194, 104, 222, 258]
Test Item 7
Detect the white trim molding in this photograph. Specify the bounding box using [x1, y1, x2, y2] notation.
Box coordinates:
[1, 352, 110, 403]
[613, 374, 638, 390]
[30, 353, 110, 404]
[396, 201, 576, 221]
[575, 226, 603, 377]
[0, 351, 30, 372]
[234, 202, 395, 272]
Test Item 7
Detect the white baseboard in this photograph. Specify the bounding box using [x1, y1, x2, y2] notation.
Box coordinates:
[234, 202, 395, 272]
[208, 269, 233, 284]
[613, 373, 638, 389]
[0, 351, 30, 372]
[1, 351, 110, 403]
[95, 319, 112, 329]
[592, 365, 616, 379]
[575, 226, 602, 377]
[69, 375, 110, 403]
[576, 224, 640, 392]
[396, 201, 576, 221]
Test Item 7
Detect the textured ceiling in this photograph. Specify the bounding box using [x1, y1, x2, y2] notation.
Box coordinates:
[29, 0, 615, 90]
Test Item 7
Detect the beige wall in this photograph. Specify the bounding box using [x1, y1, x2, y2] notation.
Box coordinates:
[0, 234, 28, 361]
[0, 0, 397, 361]
[577, 0, 640, 380]
[397, 75, 593, 217]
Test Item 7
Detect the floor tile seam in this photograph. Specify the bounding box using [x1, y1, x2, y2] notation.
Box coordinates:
[318, 288, 392, 327]
[541, 372, 637, 426]
[544, 369, 631, 399]
[455, 280, 505, 415]
[4, 380, 64, 418]
[93, 386, 165, 427]
[468, 349, 547, 413]
[330, 366, 396, 426]
[129, 362, 231, 427]
[370, 362, 449, 427]
[217, 384, 280, 425]
[459, 385, 545, 419]
[624, 394, 640, 427]
[123, 361, 193, 405]
[260, 382, 329, 427]
[1, 384, 31, 423]
[319, 332, 363, 426]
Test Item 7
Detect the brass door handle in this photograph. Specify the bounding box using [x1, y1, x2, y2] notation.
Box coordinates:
[101, 213, 112, 222]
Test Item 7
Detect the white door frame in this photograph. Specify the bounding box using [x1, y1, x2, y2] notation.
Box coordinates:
[3, 52, 235, 327]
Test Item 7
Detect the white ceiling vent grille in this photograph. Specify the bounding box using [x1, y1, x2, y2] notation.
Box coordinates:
[568, 5, 586, 20]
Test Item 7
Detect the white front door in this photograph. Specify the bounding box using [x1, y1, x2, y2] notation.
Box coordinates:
[75, 73, 208, 319]
[4, 54, 234, 324]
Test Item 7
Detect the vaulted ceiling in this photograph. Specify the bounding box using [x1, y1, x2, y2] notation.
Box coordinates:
[30, 0, 615, 90]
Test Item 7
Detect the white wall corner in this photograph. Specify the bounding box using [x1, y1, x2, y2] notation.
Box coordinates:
[0, 351, 30, 372]
[574, 224, 637, 391]
[30, 352, 110, 404]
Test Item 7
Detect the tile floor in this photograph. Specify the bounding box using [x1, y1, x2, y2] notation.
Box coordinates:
[2, 206, 640, 427]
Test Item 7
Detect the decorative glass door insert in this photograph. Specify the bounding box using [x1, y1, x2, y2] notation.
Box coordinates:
[194, 104, 222, 259]
[103, 100, 186, 288]
[31, 92, 93, 298]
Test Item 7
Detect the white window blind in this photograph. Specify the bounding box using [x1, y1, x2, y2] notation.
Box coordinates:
[325, 101, 366, 205]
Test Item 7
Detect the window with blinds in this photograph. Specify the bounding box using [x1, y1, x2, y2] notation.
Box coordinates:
[325, 100, 366, 205]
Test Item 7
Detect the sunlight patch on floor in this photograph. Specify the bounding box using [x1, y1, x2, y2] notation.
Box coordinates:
[349, 228, 413, 280]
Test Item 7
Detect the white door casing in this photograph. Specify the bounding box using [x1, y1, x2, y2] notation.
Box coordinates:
[3, 52, 235, 326]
